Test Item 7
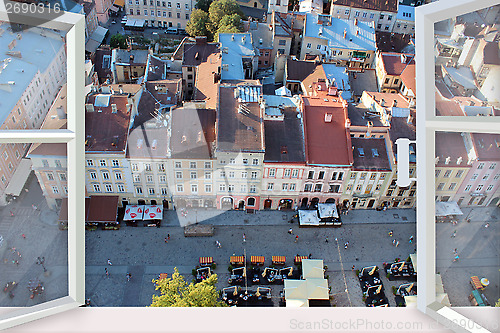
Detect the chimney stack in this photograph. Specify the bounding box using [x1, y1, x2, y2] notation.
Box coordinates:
[343, 29, 347, 38]
[354, 18, 358, 26]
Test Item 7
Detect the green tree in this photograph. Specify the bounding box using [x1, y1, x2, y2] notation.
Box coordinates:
[496, 298, 500, 307]
[208, 0, 244, 33]
[186, 9, 211, 37]
[110, 33, 127, 49]
[195, 0, 213, 12]
[214, 13, 242, 41]
[150, 268, 227, 307]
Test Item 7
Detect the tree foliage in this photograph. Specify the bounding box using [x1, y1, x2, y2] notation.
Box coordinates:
[150, 268, 227, 307]
[195, 0, 213, 12]
[215, 13, 243, 41]
[496, 298, 500, 307]
[110, 33, 127, 49]
[208, 0, 244, 32]
[186, 9, 211, 38]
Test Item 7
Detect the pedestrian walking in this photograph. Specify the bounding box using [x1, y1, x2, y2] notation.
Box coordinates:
[105, 267, 109, 276]
[107, 259, 112, 266]
[484, 223, 490, 228]
[243, 233, 246, 242]
[395, 241, 400, 247]
[32, 204, 37, 211]
[308, 253, 312, 259]
[344, 241, 349, 249]
[393, 239, 396, 246]
[388, 230, 393, 237]
[409, 236, 414, 243]
[126, 273, 131, 281]
[21, 234, 25, 239]
[167, 234, 170, 241]
[294, 235, 299, 243]
[351, 265, 355, 271]
[217, 241, 222, 248]
[451, 230, 457, 238]
[164, 237, 168, 243]
[453, 248, 458, 255]
[10, 211, 14, 217]
[453, 255, 460, 262]
[325, 237, 329, 243]
[288, 228, 293, 234]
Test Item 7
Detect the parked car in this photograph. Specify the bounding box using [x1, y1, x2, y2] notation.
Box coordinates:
[166, 27, 178, 34]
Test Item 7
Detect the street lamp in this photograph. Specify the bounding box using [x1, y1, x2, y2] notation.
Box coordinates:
[36, 256, 47, 272]
[464, 208, 474, 222]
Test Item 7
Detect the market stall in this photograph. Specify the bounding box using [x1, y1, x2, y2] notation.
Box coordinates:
[143, 205, 163, 227]
[123, 205, 144, 226]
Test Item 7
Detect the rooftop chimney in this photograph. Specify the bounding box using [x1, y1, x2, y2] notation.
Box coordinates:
[354, 18, 358, 26]
[407, 113, 413, 124]
[392, 100, 398, 107]
[380, 99, 386, 107]
[401, 54, 406, 64]
[445, 156, 451, 165]
[343, 29, 347, 39]
[231, 34, 235, 41]
[456, 156, 462, 165]
[435, 156, 440, 164]
[356, 29, 359, 35]
[242, 35, 246, 43]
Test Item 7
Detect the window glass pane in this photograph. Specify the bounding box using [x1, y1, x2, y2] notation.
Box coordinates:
[0, 143, 68, 306]
[434, 131, 499, 309]
[434, 4, 500, 118]
[0, 24, 67, 131]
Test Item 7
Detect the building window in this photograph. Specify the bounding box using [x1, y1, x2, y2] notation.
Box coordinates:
[59, 173, 67, 181]
[316, 45, 321, 50]
[370, 173, 376, 180]
[290, 183, 296, 191]
[191, 184, 198, 193]
[360, 172, 367, 180]
[362, 12, 367, 18]
[489, 163, 496, 169]
[306, 43, 311, 49]
[486, 185, 494, 191]
[252, 158, 259, 165]
[243, 159, 248, 165]
[229, 158, 235, 164]
[147, 175, 153, 183]
[102, 172, 109, 180]
[292, 169, 298, 178]
[455, 170, 463, 178]
[464, 185, 471, 191]
[86, 159, 94, 166]
[90, 172, 97, 179]
[100, 160, 106, 166]
[284, 169, 291, 177]
[145, 164, 152, 171]
[134, 174, 141, 182]
[158, 164, 165, 172]
[229, 171, 234, 178]
[190, 171, 197, 179]
[176, 171, 182, 179]
[94, 184, 101, 192]
[205, 184, 212, 192]
[478, 163, 484, 169]
[386, 189, 393, 196]
[437, 183, 445, 191]
[47, 173, 54, 181]
[471, 174, 478, 180]
[177, 12, 180, 18]
[117, 184, 125, 192]
[112, 160, 119, 167]
[350, 173, 356, 179]
[345, 9, 349, 14]
[50, 186, 59, 194]
[105, 184, 113, 192]
[388, 15, 392, 20]
[282, 183, 288, 191]
[159, 175, 166, 183]
[55, 159, 62, 168]
[242, 172, 247, 178]
[220, 170, 226, 178]
[482, 174, 489, 180]
[251, 171, 258, 179]
[355, 11, 360, 16]
[205, 162, 211, 169]
[161, 188, 168, 195]
[494, 174, 500, 180]
[380, 14, 384, 19]
[318, 171, 325, 179]
[269, 169, 276, 177]
[249, 185, 256, 193]
[448, 183, 456, 191]
[443, 170, 452, 177]
[304, 184, 312, 192]
[476, 185, 483, 191]
[205, 171, 211, 179]
[435, 170, 441, 177]
[147, 188, 154, 195]
[176, 184, 184, 192]
[356, 185, 362, 191]
[267, 183, 274, 190]
[329, 184, 340, 193]
[132, 163, 139, 171]
[308, 171, 314, 179]
[219, 183, 226, 191]
[398, 189, 405, 196]
[241, 184, 247, 192]
[175, 162, 182, 168]
[228, 185, 234, 192]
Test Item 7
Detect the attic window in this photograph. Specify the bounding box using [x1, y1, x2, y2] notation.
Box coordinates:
[111, 104, 117, 113]
[85, 104, 94, 112]
[358, 148, 365, 156]
[372, 148, 379, 157]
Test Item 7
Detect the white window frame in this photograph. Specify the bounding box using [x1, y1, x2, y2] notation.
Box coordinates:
[415, 0, 500, 330]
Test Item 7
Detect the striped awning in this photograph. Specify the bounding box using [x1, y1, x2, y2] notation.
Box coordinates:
[294, 255, 308, 263]
[272, 256, 286, 264]
[471, 276, 483, 290]
[199, 257, 213, 265]
[250, 256, 265, 264]
[230, 256, 244, 264]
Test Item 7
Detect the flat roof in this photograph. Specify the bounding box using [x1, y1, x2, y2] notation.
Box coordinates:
[302, 90, 352, 166]
[0, 24, 65, 125]
[217, 83, 264, 152]
[347, 103, 385, 127]
[304, 14, 376, 51]
[286, 58, 319, 82]
[351, 137, 391, 170]
[170, 105, 216, 159]
[264, 108, 305, 163]
[182, 40, 220, 67]
[219, 33, 255, 81]
[349, 69, 378, 96]
[322, 64, 351, 101]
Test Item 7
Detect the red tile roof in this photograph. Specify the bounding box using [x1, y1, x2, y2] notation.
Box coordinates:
[471, 133, 500, 161]
[193, 52, 221, 110]
[85, 94, 131, 153]
[301, 89, 352, 166]
[380, 53, 415, 76]
[435, 132, 468, 167]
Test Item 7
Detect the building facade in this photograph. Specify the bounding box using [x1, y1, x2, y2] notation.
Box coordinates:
[125, 0, 195, 28]
[329, 0, 398, 32]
